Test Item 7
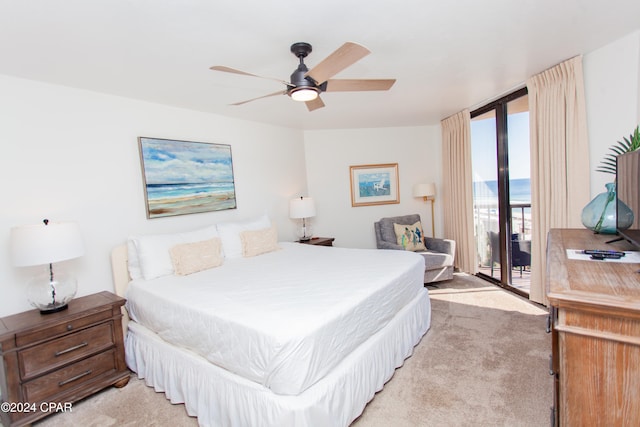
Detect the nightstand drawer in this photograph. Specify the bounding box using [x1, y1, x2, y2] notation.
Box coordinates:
[19, 322, 115, 380]
[16, 307, 112, 347]
[23, 349, 117, 403]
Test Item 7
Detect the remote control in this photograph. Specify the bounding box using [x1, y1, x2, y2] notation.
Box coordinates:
[590, 252, 624, 260]
[582, 249, 625, 257]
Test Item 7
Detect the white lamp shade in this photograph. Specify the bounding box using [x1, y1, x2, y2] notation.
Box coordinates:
[413, 183, 437, 198]
[289, 197, 316, 219]
[10, 221, 84, 267]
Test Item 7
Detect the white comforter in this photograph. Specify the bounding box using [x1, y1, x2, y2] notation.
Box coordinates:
[125, 242, 426, 395]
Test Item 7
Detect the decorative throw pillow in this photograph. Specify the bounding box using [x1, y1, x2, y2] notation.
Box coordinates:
[393, 221, 427, 251]
[130, 224, 219, 280]
[240, 225, 280, 257]
[170, 238, 223, 276]
[218, 214, 271, 259]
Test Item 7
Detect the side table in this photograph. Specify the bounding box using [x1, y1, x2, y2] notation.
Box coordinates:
[0, 291, 130, 426]
[297, 237, 335, 247]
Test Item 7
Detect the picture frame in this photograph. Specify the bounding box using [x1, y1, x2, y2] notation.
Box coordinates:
[349, 163, 400, 207]
[138, 137, 237, 219]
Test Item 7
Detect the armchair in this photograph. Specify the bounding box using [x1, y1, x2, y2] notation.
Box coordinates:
[374, 214, 456, 283]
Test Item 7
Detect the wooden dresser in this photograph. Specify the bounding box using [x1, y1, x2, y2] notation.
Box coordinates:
[546, 229, 640, 426]
[0, 291, 130, 426]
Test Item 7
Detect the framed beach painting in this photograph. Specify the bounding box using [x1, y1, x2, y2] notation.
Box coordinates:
[138, 137, 237, 219]
[349, 163, 400, 207]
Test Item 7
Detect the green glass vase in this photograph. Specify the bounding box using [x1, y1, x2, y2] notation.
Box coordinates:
[581, 183, 634, 234]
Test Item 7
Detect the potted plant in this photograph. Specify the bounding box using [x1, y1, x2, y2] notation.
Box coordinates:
[595, 125, 640, 174]
[581, 126, 639, 233]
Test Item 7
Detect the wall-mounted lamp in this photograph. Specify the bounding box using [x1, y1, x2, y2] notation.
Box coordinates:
[413, 183, 437, 237]
[10, 219, 84, 313]
[289, 196, 316, 241]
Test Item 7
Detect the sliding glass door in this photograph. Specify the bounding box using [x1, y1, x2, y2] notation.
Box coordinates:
[471, 88, 531, 296]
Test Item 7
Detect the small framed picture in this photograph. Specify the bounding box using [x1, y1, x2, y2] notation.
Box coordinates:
[349, 163, 400, 207]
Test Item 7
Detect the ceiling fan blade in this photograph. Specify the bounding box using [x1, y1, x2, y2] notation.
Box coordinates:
[325, 79, 396, 92]
[210, 66, 292, 86]
[230, 90, 286, 106]
[305, 96, 325, 112]
[305, 42, 370, 84]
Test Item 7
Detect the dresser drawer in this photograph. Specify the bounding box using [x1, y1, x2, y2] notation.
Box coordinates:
[15, 307, 112, 347]
[19, 322, 115, 380]
[22, 349, 117, 403]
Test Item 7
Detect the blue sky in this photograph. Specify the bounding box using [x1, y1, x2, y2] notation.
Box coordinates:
[140, 138, 234, 184]
[471, 112, 531, 181]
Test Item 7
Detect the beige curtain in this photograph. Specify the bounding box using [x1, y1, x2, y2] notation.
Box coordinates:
[527, 56, 591, 305]
[441, 110, 477, 274]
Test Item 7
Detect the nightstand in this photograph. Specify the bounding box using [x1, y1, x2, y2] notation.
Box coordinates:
[298, 237, 335, 247]
[0, 291, 130, 427]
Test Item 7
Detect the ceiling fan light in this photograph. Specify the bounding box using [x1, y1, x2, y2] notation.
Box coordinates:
[290, 88, 318, 102]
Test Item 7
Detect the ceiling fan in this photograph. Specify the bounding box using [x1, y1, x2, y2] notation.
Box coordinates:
[210, 42, 396, 111]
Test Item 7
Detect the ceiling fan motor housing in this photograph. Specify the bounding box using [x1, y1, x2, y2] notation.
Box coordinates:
[288, 42, 319, 98]
[290, 64, 316, 87]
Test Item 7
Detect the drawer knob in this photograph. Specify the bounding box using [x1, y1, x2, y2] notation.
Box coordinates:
[67, 324, 73, 331]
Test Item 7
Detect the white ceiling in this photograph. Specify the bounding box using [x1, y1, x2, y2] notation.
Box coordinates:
[1, 0, 639, 130]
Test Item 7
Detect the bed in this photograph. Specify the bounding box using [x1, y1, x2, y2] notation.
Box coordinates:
[111, 216, 431, 426]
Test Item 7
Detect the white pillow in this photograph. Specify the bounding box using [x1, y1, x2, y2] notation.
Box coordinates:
[126, 239, 142, 280]
[130, 224, 219, 280]
[217, 214, 271, 259]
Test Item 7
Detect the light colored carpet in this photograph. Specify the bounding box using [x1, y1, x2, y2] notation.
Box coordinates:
[34, 273, 552, 427]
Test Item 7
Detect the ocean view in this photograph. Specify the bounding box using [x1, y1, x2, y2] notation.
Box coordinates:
[145, 182, 237, 218]
[146, 182, 235, 201]
[473, 177, 532, 240]
[473, 178, 531, 204]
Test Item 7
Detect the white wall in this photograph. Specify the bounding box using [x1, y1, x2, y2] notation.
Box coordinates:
[2, 31, 638, 317]
[301, 30, 640, 252]
[303, 126, 441, 249]
[0, 75, 306, 317]
[583, 30, 640, 197]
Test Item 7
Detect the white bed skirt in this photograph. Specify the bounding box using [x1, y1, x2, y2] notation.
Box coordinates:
[125, 288, 431, 427]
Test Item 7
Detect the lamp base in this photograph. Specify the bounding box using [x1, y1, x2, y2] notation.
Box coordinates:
[295, 220, 313, 242]
[27, 267, 77, 315]
[39, 303, 69, 314]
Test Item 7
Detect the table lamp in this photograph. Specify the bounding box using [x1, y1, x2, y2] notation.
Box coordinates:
[10, 219, 84, 313]
[289, 196, 316, 241]
[413, 183, 437, 237]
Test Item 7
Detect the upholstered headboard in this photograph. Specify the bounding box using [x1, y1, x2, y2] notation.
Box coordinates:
[111, 244, 131, 336]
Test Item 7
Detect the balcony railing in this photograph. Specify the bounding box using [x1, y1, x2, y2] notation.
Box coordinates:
[473, 202, 531, 238]
[474, 201, 532, 267]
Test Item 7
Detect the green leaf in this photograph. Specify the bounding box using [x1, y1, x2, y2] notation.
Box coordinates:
[597, 125, 640, 174]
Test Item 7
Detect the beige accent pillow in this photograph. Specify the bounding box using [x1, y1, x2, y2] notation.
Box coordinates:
[393, 221, 427, 251]
[240, 225, 280, 257]
[170, 238, 223, 276]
